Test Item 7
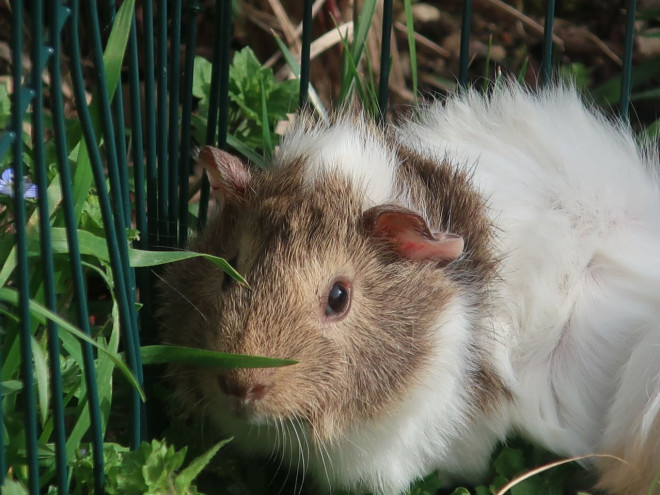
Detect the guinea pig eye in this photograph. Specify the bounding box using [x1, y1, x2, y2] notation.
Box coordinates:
[324, 280, 351, 319]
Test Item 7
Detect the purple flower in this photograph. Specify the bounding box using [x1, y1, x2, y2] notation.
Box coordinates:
[0, 168, 38, 198]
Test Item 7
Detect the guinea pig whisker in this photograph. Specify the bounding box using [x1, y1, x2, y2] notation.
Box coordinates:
[296, 415, 311, 473]
[267, 418, 279, 463]
[281, 418, 296, 495]
[152, 270, 209, 321]
[313, 426, 334, 492]
[297, 415, 313, 495]
[174, 385, 206, 415]
[268, 418, 289, 495]
[290, 416, 306, 495]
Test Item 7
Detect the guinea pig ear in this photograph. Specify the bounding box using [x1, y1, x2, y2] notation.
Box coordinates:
[363, 205, 464, 262]
[197, 146, 252, 202]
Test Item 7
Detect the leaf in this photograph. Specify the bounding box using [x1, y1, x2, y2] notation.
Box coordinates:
[225, 47, 297, 152]
[1, 380, 23, 396]
[494, 447, 526, 479]
[493, 454, 616, 495]
[0, 174, 63, 287]
[631, 87, 660, 101]
[83, 261, 121, 432]
[272, 34, 329, 121]
[192, 56, 213, 100]
[0, 479, 30, 495]
[260, 77, 273, 153]
[66, 0, 136, 150]
[139, 345, 297, 368]
[175, 438, 232, 492]
[66, 0, 136, 227]
[591, 56, 660, 105]
[403, 0, 418, 102]
[26, 227, 248, 286]
[341, 0, 378, 103]
[517, 57, 530, 85]
[406, 471, 445, 495]
[30, 336, 50, 427]
[127, 249, 246, 288]
[103, 0, 135, 101]
[226, 133, 267, 168]
[142, 441, 180, 489]
[0, 288, 145, 402]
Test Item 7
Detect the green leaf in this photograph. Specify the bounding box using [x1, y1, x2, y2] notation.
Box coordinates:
[127, 250, 246, 288]
[224, 47, 297, 152]
[1, 380, 23, 396]
[0, 174, 63, 287]
[139, 345, 297, 368]
[192, 56, 213, 100]
[226, 133, 267, 168]
[559, 63, 592, 90]
[83, 261, 121, 432]
[639, 116, 660, 142]
[494, 447, 526, 479]
[26, 227, 248, 286]
[0, 288, 145, 402]
[103, 0, 135, 102]
[0, 479, 30, 495]
[631, 87, 660, 101]
[260, 77, 273, 154]
[142, 440, 183, 489]
[272, 34, 329, 121]
[30, 336, 50, 427]
[403, 0, 419, 102]
[407, 471, 445, 494]
[67, 0, 136, 224]
[340, 0, 378, 103]
[175, 438, 232, 491]
[66, 0, 136, 151]
[591, 56, 660, 105]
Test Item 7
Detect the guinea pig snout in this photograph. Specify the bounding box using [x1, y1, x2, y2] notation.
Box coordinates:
[217, 372, 270, 402]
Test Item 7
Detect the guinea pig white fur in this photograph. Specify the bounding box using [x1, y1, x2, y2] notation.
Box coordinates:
[158, 84, 660, 495]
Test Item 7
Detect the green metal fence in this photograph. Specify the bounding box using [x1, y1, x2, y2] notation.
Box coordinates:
[0, 0, 641, 493]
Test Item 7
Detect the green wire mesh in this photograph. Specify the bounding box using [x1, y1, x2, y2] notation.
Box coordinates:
[0, 1, 640, 493]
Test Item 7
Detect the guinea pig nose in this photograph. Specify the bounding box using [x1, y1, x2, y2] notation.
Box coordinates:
[244, 383, 268, 401]
[217, 375, 269, 401]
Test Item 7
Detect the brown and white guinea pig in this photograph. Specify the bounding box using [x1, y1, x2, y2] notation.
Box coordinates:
[157, 84, 660, 495]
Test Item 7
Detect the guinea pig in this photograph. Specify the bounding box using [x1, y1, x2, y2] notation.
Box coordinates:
[157, 84, 660, 495]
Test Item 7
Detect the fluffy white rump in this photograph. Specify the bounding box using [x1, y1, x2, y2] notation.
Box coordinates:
[398, 85, 660, 493]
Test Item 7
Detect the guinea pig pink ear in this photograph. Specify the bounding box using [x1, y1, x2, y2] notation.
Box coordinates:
[363, 205, 464, 262]
[197, 146, 252, 202]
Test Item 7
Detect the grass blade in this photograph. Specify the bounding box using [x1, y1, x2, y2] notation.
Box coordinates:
[260, 77, 273, 154]
[27, 227, 248, 286]
[174, 438, 232, 491]
[30, 336, 49, 427]
[139, 345, 297, 368]
[272, 34, 329, 120]
[403, 0, 418, 102]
